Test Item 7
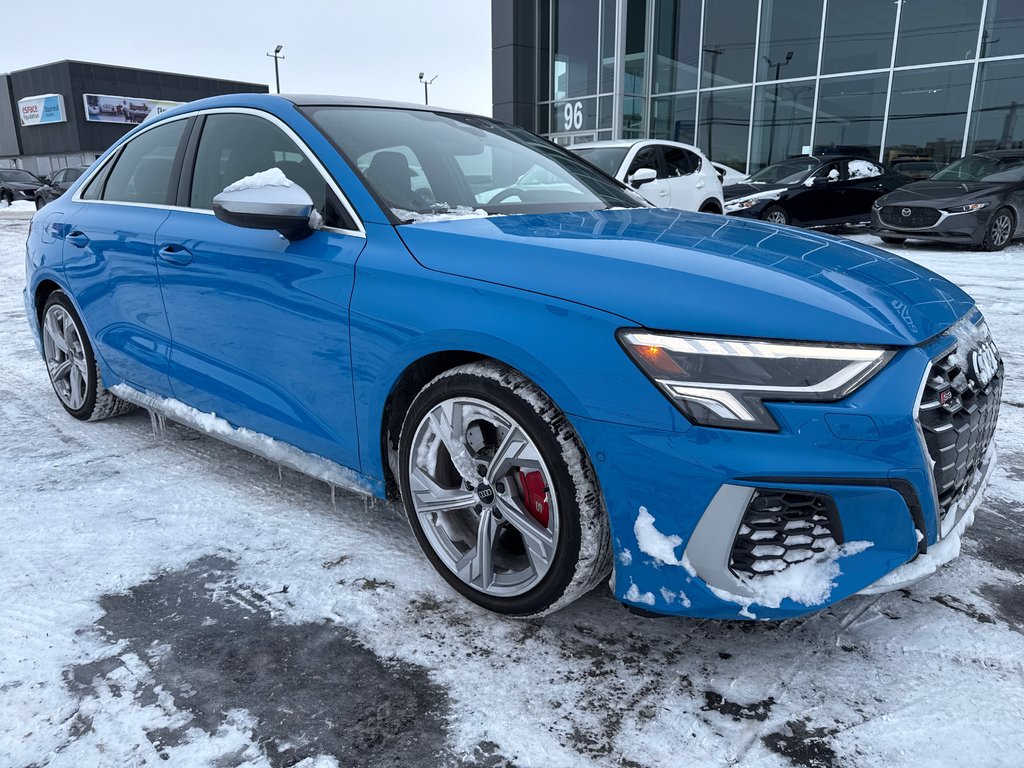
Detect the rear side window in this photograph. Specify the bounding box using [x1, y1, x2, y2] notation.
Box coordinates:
[190, 113, 328, 214]
[100, 119, 187, 205]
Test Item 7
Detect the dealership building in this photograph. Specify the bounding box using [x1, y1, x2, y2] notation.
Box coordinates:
[492, 1, 1024, 174]
[1, 60, 267, 177]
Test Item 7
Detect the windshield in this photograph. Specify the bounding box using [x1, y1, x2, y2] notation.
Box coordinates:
[0, 169, 40, 183]
[747, 158, 819, 185]
[572, 146, 630, 177]
[302, 107, 646, 220]
[931, 154, 1024, 182]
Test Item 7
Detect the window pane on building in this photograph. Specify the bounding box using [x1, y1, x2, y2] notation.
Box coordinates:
[885, 65, 972, 166]
[623, 95, 646, 138]
[600, 0, 616, 93]
[814, 73, 888, 158]
[701, 0, 758, 88]
[651, 93, 696, 143]
[653, 0, 701, 94]
[895, 0, 983, 67]
[553, 0, 600, 100]
[750, 81, 815, 171]
[757, 0, 823, 82]
[821, 0, 897, 75]
[624, 0, 648, 95]
[697, 87, 752, 170]
[981, 0, 1024, 57]
[967, 59, 1024, 153]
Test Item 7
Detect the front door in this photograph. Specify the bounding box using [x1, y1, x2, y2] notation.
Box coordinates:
[155, 111, 366, 470]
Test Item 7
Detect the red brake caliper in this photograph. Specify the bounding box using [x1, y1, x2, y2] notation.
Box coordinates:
[518, 470, 550, 527]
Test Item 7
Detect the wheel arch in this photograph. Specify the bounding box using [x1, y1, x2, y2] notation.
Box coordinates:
[698, 198, 723, 214]
[375, 338, 592, 501]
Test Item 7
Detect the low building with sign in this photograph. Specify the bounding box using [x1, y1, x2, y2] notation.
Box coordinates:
[1, 60, 267, 178]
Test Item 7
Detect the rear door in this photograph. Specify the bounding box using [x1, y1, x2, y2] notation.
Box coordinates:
[154, 110, 366, 469]
[842, 159, 889, 222]
[61, 116, 190, 394]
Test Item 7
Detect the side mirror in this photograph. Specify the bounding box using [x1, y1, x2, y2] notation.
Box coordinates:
[212, 169, 320, 241]
[630, 167, 658, 188]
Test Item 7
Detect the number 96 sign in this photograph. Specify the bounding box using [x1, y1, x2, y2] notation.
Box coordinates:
[556, 100, 594, 133]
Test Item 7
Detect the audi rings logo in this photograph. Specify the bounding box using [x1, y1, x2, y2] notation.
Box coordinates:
[901, 208, 912, 217]
[969, 339, 1000, 388]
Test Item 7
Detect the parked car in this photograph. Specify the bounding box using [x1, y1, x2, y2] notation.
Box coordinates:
[25, 94, 1002, 620]
[723, 155, 907, 227]
[872, 150, 1024, 251]
[570, 139, 724, 213]
[1, 168, 44, 205]
[711, 161, 747, 186]
[35, 165, 90, 209]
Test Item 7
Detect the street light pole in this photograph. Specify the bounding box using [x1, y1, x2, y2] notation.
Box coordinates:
[267, 45, 285, 94]
[763, 51, 793, 165]
[418, 72, 438, 105]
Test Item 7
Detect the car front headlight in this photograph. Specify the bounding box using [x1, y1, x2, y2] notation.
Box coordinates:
[619, 331, 895, 431]
[724, 197, 758, 213]
[943, 202, 988, 213]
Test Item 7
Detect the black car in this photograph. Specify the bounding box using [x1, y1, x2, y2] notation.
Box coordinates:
[0, 168, 44, 205]
[872, 150, 1024, 251]
[34, 165, 90, 209]
[723, 155, 907, 227]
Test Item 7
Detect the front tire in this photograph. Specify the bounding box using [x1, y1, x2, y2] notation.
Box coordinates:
[398, 361, 611, 617]
[41, 291, 134, 421]
[982, 207, 1015, 251]
[761, 205, 789, 225]
[1, 189, 12, 206]
[35, 196, 45, 210]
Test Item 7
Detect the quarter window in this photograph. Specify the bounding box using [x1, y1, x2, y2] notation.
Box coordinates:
[101, 119, 187, 205]
[190, 113, 332, 220]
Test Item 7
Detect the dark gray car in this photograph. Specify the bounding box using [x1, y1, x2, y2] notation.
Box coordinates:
[0, 168, 44, 205]
[871, 150, 1024, 251]
[34, 166, 90, 209]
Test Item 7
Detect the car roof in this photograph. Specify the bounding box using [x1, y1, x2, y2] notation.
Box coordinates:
[571, 138, 708, 155]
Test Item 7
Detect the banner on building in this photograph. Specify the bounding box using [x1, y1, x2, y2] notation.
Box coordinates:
[83, 94, 184, 125]
[18, 94, 67, 127]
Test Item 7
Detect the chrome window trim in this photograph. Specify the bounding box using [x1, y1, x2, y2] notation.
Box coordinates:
[72, 106, 366, 239]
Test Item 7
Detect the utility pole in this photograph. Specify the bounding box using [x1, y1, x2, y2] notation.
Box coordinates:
[267, 45, 285, 94]
[763, 51, 793, 165]
[419, 72, 438, 105]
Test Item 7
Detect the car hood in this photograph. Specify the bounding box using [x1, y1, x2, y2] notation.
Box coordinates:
[396, 209, 972, 346]
[723, 182, 788, 201]
[4, 180, 40, 191]
[879, 180, 1011, 205]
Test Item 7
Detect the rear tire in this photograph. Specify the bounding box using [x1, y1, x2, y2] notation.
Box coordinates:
[761, 205, 789, 225]
[982, 207, 1015, 251]
[880, 236, 906, 245]
[41, 290, 135, 421]
[398, 361, 611, 617]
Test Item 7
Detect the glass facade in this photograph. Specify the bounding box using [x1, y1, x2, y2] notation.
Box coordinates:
[526, 0, 1024, 174]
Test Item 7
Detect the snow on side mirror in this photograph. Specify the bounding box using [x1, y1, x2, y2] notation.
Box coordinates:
[213, 168, 322, 241]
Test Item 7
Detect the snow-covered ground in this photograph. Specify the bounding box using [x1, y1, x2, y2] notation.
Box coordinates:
[1, 204, 1022, 767]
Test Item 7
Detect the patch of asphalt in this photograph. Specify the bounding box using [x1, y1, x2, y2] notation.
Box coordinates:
[66, 556, 494, 767]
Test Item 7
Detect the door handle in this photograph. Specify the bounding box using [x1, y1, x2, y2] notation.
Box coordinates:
[158, 244, 194, 266]
[659, 189, 669, 196]
[66, 231, 89, 248]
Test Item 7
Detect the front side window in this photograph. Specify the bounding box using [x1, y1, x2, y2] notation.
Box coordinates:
[304, 107, 645, 218]
[190, 113, 328, 214]
[66, 168, 84, 183]
[101, 119, 186, 205]
[628, 146, 662, 178]
[49, 170, 67, 184]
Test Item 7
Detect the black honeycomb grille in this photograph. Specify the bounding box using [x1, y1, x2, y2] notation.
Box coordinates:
[918, 326, 1003, 520]
[879, 206, 941, 229]
[729, 490, 844, 578]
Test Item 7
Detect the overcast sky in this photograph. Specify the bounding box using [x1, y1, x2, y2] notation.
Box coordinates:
[2, 1, 493, 115]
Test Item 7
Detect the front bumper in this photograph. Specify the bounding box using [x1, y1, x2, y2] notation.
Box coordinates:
[871, 206, 990, 245]
[571, 314, 1001, 619]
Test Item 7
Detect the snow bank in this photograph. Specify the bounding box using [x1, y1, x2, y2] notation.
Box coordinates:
[223, 167, 294, 193]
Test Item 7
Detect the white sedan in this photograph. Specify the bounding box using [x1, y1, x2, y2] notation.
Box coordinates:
[571, 139, 724, 213]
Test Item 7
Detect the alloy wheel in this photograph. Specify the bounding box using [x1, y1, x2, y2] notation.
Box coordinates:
[43, 304, 90, 411]
[406, 396, 559, 597]
[990, 212, 1012, 248]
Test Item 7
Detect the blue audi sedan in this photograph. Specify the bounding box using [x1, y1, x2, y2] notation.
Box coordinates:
[24, 94, 1002, 619]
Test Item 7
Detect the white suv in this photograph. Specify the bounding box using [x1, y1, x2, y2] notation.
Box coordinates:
[571, 140, 724, 214]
